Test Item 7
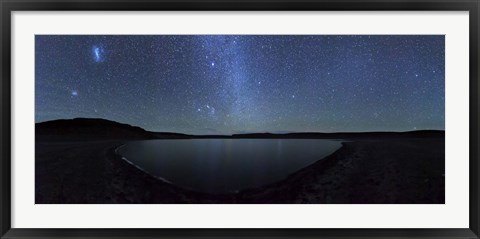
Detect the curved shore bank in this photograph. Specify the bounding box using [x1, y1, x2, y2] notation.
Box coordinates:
[35, 137, 444, 204]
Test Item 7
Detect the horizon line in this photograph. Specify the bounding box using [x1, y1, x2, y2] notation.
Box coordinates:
[35, 117, 446, 136]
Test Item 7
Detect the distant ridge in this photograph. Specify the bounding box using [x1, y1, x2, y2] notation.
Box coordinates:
[36, 118, 445, 140]
[231, 130, 445, 139]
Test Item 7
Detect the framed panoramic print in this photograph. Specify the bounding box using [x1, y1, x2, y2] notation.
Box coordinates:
[1, 0, 479, 238]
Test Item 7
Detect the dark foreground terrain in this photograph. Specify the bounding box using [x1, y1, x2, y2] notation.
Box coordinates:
[35, 118, 444, 204]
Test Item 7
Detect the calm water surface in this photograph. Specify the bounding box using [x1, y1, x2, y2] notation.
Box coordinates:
[117, 139, 342, 193]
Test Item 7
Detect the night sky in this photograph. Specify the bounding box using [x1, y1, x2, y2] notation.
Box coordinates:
[35, 35, 444, 135]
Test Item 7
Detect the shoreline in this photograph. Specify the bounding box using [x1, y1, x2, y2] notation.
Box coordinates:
[114, 143, 176, 186]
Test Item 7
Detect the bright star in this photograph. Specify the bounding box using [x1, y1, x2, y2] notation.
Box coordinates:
[211, 62, 215, 67]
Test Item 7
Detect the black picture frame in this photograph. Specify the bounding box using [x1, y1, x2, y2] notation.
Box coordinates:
[1, 0, 478, 238]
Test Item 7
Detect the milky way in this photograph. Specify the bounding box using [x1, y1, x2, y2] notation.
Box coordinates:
[35, 35, 444, 135]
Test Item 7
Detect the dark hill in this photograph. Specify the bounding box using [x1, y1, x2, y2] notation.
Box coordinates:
[35, 118, 190, 141]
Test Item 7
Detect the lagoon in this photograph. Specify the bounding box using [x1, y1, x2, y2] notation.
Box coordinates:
[117, 139, 342, 193]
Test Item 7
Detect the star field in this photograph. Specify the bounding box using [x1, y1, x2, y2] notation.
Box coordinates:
[35, 35, 444, 135]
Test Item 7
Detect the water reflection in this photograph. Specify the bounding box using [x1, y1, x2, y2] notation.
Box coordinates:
[118, 139, 342, 193]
